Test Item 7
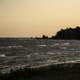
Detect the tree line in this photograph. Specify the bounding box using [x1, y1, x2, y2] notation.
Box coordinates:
[35, 26, 80, 40]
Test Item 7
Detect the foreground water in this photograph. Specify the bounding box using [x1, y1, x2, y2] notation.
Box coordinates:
[0, 39, 80, 73]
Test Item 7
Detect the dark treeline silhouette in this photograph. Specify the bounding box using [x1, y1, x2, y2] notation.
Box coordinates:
[0, 26, 80, 40]
[35, 35, 49, 39]
[54, 26, 80, 39]
[35, 26, 80, 40]
[1, 63, 80, 80]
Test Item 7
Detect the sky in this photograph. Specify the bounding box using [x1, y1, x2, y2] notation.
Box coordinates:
[0, 0, 80, 37]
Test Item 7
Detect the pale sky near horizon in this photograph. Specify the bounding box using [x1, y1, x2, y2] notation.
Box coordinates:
[0, 0, 80, 37]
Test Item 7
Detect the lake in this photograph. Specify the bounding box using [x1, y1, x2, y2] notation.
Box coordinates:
[0, 38, 80, 73]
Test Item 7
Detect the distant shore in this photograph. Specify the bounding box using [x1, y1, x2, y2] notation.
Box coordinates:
[0, 26, 80, 40]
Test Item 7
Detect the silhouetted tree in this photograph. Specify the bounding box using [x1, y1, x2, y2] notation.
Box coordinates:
[54, 26, 80, 40]
[42, 35, 48, 39]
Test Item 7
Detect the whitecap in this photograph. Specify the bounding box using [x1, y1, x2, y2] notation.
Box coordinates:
[60, 47, 67, 50]
[54, 43, 60, 46]
[47, 52, 56, 55]
[27, 54, 31, 58]
[61, 42, 70, 46]
[0, 54, 6, 57]
[38, 45, 47, 47]
[34, 53, 39, 55]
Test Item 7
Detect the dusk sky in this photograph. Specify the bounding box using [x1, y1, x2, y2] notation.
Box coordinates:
[0, 0, 80, 37]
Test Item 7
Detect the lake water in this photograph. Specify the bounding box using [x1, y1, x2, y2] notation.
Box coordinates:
[0, 39, 80, 73]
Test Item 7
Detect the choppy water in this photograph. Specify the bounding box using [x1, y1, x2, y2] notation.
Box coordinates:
[0, 39, 80, 73]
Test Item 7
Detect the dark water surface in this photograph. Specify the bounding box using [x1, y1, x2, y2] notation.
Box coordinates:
[0, 39, 80, 73]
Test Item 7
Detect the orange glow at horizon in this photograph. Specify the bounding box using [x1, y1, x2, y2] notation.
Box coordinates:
[0, 0, 80, 37]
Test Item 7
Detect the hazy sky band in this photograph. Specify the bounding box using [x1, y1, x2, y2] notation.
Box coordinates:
[0, 0, 80, 37]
